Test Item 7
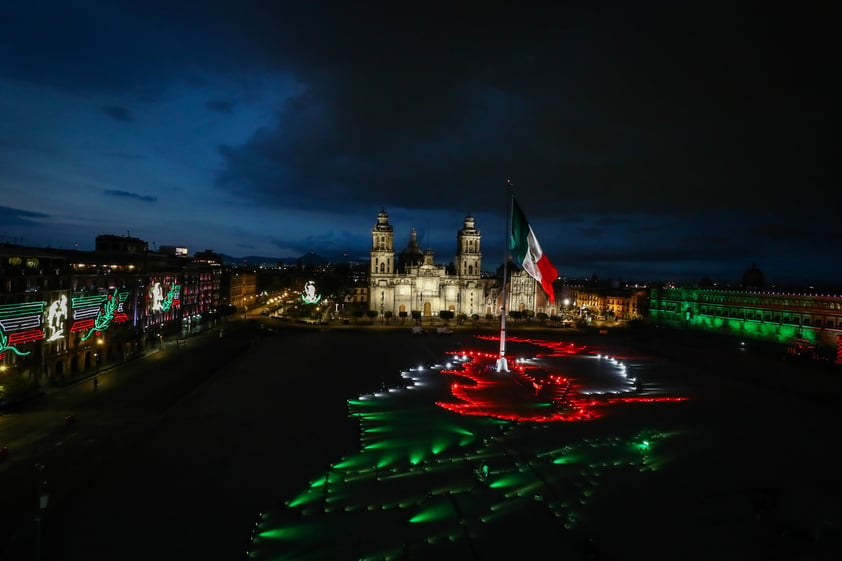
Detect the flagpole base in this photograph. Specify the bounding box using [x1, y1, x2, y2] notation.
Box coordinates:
[496, 357, 509, 372]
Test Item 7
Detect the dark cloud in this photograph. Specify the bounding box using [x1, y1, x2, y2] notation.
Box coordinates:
[2, 1, 838, 285]
[209, 1, 837, 223]
[0, 205, 50, 227]
[103, 190, 157, 202]
[103, 106, 134, 123]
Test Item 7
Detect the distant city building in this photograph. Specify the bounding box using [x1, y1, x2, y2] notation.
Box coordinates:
[567, 285, 649, 321]
[221, 271, 257, 311]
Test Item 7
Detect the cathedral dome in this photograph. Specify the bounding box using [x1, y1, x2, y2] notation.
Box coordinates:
[397, 228, 425, 272]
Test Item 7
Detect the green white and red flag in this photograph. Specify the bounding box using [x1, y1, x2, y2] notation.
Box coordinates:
[510, 197, 558, 304]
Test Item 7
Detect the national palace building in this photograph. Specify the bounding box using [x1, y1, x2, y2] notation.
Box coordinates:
[649, 265, 842, 364]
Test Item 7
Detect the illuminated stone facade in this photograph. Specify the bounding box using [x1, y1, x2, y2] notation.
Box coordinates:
[369, 210, 484, 318]
[369, 210, 562, 319]
[649, 286, 842, 361]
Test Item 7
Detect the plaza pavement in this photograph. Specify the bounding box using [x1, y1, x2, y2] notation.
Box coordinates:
[2, 318, 841, 560]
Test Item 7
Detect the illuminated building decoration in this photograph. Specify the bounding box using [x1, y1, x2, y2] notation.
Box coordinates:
[161, 284, 181, 312]
[301, 281, 321, 304]
[245, 337, 687, 560]
[148, 282, 181, 313]
[0, 301, 46, 355]
[71, 290, 130, 340]
[649, 286, 842, 362]
[149, 282, 164, 312]
[45, 294, 68, 342]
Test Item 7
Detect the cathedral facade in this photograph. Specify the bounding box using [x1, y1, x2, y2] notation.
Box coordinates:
[369, 209, 485, 318]
[368, 209, 559, 319]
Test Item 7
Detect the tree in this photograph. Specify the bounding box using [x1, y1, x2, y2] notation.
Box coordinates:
[384, 310, 393, 324]
[365, 310, 378, 323]
[439, 310, 455, 325]
[411, 310, 422, 324]
[398, 311, 408, 324]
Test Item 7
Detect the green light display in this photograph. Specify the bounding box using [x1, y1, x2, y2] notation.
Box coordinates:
[161, 284, 180, 312]
[0, 329, 30, 356]
[80, 289, 121, 341]
[649, 286, 842, 354]
[245, 344, 680, 560]
[0, 301, 46, 355]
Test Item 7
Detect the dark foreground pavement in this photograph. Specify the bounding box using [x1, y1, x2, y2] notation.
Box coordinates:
[0, 323, 471, 561]
[2, 322, 841, 560]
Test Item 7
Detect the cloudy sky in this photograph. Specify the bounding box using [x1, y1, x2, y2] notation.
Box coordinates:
[1, 1, 837, 287]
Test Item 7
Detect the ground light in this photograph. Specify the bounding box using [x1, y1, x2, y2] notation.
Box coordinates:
[246, 335, 687, 561]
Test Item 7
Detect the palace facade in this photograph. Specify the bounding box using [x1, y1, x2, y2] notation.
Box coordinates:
[649, 285, 842, 363]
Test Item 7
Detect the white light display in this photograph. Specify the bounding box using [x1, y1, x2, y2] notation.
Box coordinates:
[301, 281, 321, 304]
[149, 282, 164, 312]
[45, 294, 68, 341]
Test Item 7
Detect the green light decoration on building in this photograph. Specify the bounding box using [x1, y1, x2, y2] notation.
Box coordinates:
[0, 329, 30, 356]
[649, 286, 842, 359]
[160, 284, 181, 312]
[80, 289, 121, 341]
[0, 301, 46, 356]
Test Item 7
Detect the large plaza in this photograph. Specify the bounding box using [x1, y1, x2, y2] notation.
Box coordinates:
[2, 323, 840, 560]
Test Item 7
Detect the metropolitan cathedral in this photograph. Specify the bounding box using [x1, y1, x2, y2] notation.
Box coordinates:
[369, 209, 557, 319]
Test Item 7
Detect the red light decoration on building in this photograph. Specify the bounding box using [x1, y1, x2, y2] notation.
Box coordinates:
[0, 301, 46, 355]
[71, 290, 130, 340]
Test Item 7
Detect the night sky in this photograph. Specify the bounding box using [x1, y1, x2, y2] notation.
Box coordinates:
[1, 2, 837, 287]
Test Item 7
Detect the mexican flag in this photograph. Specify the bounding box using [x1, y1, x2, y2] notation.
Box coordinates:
[510, 197, 558, 304]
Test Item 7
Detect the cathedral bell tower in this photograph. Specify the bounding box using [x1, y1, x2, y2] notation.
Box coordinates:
[370, 209, 394, 276]
[455, 215, 481, 277]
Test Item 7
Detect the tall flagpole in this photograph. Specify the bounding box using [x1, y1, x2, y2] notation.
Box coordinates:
[496, 180, 513, 372]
